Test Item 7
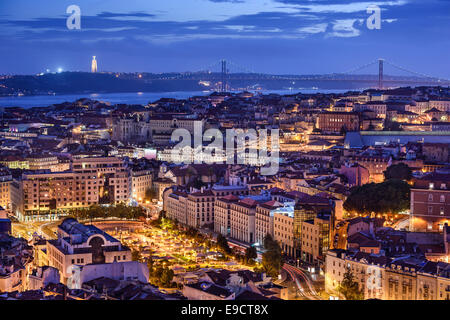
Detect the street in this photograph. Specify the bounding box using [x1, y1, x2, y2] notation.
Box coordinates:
[282, 263, 322, 300]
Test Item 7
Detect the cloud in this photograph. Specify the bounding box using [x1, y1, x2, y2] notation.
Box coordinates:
[328, 19, 363, 37]
[0, 0, 411, 44]
[297, 23, 328, 34]
[97, 11, 156, 18]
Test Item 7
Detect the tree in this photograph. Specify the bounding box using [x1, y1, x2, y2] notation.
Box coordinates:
[344, 179, 410, 216]
[192, 177, 207, 190]
[131, 249, 142, 262]
[160, 268, 174, 287]
[262, 234, 283, 278]
[384, 120, 402, 131]
[263, 234, 272, 250]
[337, 268, 364, 300]
[216, 234, 231, 254]
[147, 256, 154, 274]
[245, 246, 257, 261]
[384, 163, 412, 181]
[245, 246, 257, 265]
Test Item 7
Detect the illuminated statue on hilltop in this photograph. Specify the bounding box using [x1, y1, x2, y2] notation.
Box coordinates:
[91, 56, 98, 73]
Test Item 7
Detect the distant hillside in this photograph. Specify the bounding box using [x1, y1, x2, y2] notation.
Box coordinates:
[0, 71, 445, 96]
[0, 72, 205, 96]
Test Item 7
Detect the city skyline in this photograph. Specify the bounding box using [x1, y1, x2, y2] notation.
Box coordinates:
[0, 0, 449, 77]
[0, 0, 449, 305]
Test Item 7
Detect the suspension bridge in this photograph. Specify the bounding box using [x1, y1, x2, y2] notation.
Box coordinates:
[160, 58, 450, 92]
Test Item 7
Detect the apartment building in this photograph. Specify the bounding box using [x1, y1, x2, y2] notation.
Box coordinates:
[354, 102, 387, 119]
[72, 157, 131, 204]
[229, 198, 258, 244]
[19, 157, 131, 220]
[325, 249, 450, 300]
[422, 143, 450, 163]
[165, 190, 188, 225]
[384, 260, 418, 300]
[255, 200, 282, 246]
[26, 155, 59, 171]
[344, 155, 390, 183]
[187, 190, 215, 228]
[0, 169, 12, 211]
[0, 235, 32, 293]
[22, 172, 79, 220]
[112, 115, 204, 145]
[294, 203, 318, 257]
[317, 112, 360, 133]
[300, 214, 331, 265]
[429, 99, 450, 113]
[166, 184, 249, 229]
[273, 205, 295, 258]
[339, 163, 370, 187]
[131, 169, 153, 203]
[214, 194, 239, 237]
[410, 172, 450, 232]
[406, 100, 430, 114]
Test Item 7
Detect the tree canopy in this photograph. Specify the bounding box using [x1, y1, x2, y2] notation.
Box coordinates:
[384, 163, 412, 181]
[262, 234, 283, 278]
[337, 268, 364, 300]
[67, 203, 145, 221]
[216, 234, 232, 255]
[344, 179, 410, 215]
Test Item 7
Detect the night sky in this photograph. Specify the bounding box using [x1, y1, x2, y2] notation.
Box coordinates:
[0, 0, 449, 77]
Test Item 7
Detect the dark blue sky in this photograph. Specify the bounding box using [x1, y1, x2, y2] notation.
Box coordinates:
[0, 0, 449, 77]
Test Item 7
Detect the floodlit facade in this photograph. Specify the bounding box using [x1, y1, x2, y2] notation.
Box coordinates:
[46, 218, 132, 284]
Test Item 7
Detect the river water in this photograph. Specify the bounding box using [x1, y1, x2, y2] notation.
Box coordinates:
[0, 89, 353, 108]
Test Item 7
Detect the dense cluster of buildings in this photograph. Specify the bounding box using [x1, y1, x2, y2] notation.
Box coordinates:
[0, 86, 449, 299]
[325, 223, 450, 300]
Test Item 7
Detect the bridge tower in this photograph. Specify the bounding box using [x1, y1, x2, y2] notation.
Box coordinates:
[221, 59, 227, 92]
[378, 58, 384, 90]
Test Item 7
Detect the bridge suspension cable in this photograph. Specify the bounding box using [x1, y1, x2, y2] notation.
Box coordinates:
[226, 60, 259, 74]
[339, 59, 380, 75]
[383, 60, 450, 82]
[159, 58, 449, 85]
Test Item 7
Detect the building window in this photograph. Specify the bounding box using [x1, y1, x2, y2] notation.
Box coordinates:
[428, 194, 433, 202]
[440, 195, 445, 203]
